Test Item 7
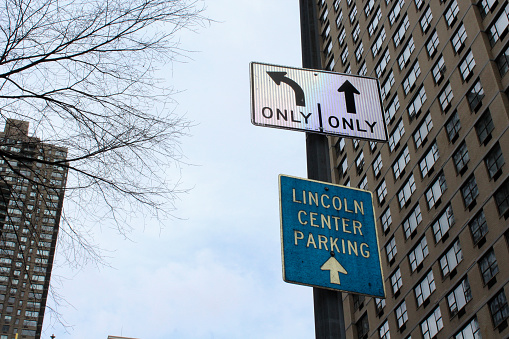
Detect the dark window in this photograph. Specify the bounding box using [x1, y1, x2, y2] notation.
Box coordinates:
[356, 312, 369, 339]
[496, 44, 509, 76]
[469, 210, 488, 244]
[495, 179, 509, 216]
[478, 248, 498, 284]
[489, 290, 509, 328]
[453, 142, 469, 174]
[485, 143, 505, 179]
[475, 111, 494, 145]
[461, 176, 479, 207]
[446, 112, 461, 142]
[353, 294, 365, 310]
[467, 80, 484, 111]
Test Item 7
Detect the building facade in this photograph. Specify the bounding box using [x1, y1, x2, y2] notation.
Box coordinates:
[0, 120, 67, 339]
[302, 0, 509, 338]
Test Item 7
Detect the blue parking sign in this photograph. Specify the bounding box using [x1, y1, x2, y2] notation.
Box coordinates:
[279, 174, 385, 298]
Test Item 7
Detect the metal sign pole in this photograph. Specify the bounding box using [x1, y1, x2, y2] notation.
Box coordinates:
[300, 0, 347, 337]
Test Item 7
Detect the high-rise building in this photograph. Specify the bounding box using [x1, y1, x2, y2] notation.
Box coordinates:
[301, 0, 509, 338]
[0, 120, 67, 339]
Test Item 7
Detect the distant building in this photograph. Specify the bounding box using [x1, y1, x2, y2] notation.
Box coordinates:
[301, 0, 509, 338]
[0, 120, 68, 339]
[107, 336, 140, 339]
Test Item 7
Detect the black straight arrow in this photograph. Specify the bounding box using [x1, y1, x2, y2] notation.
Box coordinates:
[267, 71, 306, 106]
[338, 80, 360, 114]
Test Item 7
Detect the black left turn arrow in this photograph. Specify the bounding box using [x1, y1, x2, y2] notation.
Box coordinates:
[267, 72, 306, 107]
[338, 80, 360, 114]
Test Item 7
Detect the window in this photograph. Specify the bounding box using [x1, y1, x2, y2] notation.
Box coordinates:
[375, 298, 386, 315]
[489, 290, 509, 327]
[459, 50, 475, 81]
[419, 142, 439, 177]
[413, 113, 433, 148]
[461, 176, 479, 207]
[391, 267, 403, 295]
[356, 151, 364, 172]
[349, 4, 358, 23]
[452, 24, 467, 53]
[479, 0, 497, 16]
[385, 95, 399, 124]
[381, 207, 392, 232]
[433, 204, 454, 242]
[475, 110, 494, 145]
[381, 71, 395, 101]
[467, 80, 484, 111]
[396, 301, 408, 329]
[358, 62, 367, 76]
[389, 0, 404, 26]
[386, 237, 397, 263]
[339, 27, 346, 45]
[403, 203, 422, 238]
[355, 42, 363, 61]
[368, 8, 382, 36]
[432, 55, 446, 84]
[398, 174, 416, 208]
[496, 44, 509, 76]
[438, 82, 453, 112]
[352, 23, 361, 42]
[470, 210, 488, 244]
[394, 15, 409, 48]
[377, 180, 387, 204]
[487, 4, 509, 46]
[495, 179, 509, 216]
[372, 28, 386, 57]
[486, 143, 505, 179]
[453, 141, 469, 174]
[375, 49, 390, 77]
[415, 0, 424, 10]
[373, 153, 383, 178]
[478, 248, 498, 284]
[426, 31, 439, 57]
[421, 306, 443, 339]
[364, 0, 375, 16]
[408, 86, 427, 118]
[379, 320, 390, 339]
[409, 236, 429, 272]
[358, 175, 368, 190]
[389, 120, 405, 152]
[446, 112, 461, 142]
[341, 47, 349, 64]
[454, 317, 480, 338]
[447, 277, 472, 316]
[426, 173, 447, 209]
[356, 313, 369, 339]
[398, 37, 415, 69]
[334, 138, 345, 156]
[320, 6, 329, 23]
[420, 6, 433, 33]
[403, 62, 421, 95]
[415, 270, 436, 307]
[322, 22, 331, 41]
[393, 146, 410, 179]
[445, 0, 459, 27]
[353, 139, 360, 149]
[339, 156, 348, 177]
[336, 9, 343, 27]
[333, 0, 340, 11]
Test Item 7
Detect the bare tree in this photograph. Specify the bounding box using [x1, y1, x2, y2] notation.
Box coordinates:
[0, 0, 206, 334]
[0, 0, 206, 250]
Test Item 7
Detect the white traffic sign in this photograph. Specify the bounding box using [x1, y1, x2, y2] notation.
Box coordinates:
[250, 62, 388, 142]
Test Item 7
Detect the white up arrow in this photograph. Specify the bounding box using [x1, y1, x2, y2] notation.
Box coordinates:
[321, 256, 348, 285]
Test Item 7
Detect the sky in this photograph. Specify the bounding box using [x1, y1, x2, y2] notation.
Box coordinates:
[42, 0, 317, 338]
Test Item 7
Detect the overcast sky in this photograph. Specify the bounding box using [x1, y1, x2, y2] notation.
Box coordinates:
[42, 1, 316, 338]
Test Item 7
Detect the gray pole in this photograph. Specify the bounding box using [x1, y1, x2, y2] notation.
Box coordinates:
[299, 0, 347, 338]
